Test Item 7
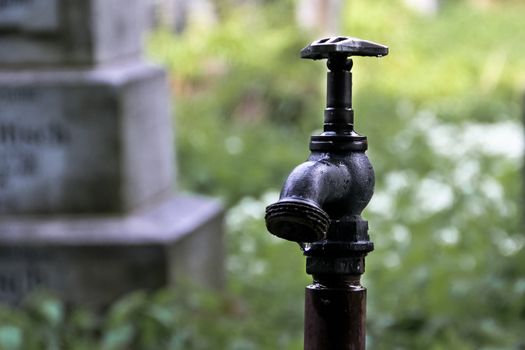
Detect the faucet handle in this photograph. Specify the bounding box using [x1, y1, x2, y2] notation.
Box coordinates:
[300, 36, 388, 61]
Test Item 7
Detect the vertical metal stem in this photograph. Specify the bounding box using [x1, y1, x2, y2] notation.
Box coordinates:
[304, 275, 366, 350]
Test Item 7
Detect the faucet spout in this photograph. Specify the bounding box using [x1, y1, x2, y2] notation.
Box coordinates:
[265, 151, 374, 243]
[265, 36, 385, 245]
[265, 157, 348, 242]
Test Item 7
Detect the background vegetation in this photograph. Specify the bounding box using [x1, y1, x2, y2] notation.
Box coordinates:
[0, 0, 524, 349]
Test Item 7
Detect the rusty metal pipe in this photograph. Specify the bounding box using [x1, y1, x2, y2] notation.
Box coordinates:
[304, 275, 366, 350]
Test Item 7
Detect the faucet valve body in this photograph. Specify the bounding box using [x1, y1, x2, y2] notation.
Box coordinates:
[264, 36, 388, 350]
[265, 36, 388, 247]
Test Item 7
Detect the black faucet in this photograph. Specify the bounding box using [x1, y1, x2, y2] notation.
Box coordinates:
[264, 36, 388, 350]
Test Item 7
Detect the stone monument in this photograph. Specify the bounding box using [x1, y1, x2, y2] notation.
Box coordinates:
[0, 0, 224, 307]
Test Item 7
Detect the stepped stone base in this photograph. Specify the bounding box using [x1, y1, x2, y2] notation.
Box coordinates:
[0, 62, 174, 214]
[0, 195, 224, 307]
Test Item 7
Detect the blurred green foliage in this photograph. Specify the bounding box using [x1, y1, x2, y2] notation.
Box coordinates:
[1, 0, 524, 349]
[148, 1, 324, 204]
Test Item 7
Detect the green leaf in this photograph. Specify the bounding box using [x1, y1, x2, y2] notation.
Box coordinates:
[101, 324, 134, 350]
[0, 326, 22, 350]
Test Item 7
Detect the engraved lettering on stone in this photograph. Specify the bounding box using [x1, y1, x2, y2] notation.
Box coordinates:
[0, 88, 36, 101]
[0, 123, 70, 190]
[0, 266, 49, 298]
[0, 87, 71, 211]
[0, 0, 32, 10]
[0, 123, 70, 146]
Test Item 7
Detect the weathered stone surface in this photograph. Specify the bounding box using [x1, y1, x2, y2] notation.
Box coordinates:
[0, 0, 59, 32]
[0, 0, 145, 66]
[0, 195, 224, 307]
[0, 0, 226, 309]
[0, 62, 174, 214]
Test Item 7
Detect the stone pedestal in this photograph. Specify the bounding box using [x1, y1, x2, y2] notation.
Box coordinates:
[0, 63, 174, 214]
[0, 196, 224, 307]
[0, 0, 224, 307]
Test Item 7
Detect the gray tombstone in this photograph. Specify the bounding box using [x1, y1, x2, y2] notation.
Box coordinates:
[0, 0, 145, 66]
[0, 195, 223, 307]
[0, 64, 174, 214]
[0, 0, 224, 306]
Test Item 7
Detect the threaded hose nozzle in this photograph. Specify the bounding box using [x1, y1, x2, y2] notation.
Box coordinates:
[265, 200, 330, 243]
